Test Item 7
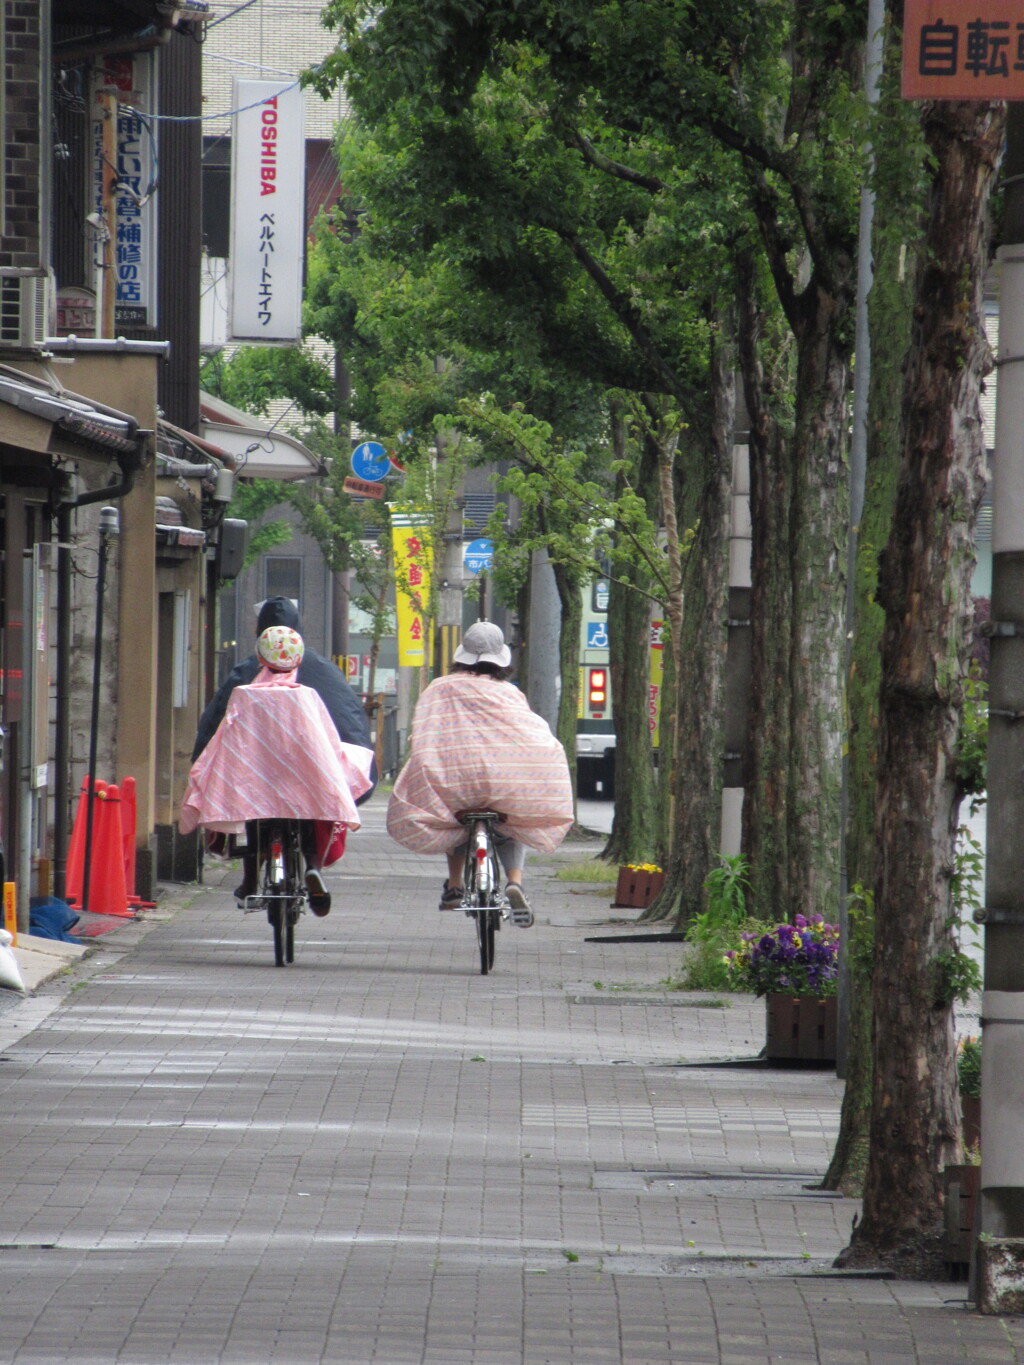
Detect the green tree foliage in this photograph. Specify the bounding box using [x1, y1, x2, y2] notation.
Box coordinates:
[200, 346, 334, 420]
[309, 0, 868, 933]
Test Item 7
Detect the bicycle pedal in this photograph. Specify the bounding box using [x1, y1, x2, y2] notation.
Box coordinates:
[508, 907, 534, 927]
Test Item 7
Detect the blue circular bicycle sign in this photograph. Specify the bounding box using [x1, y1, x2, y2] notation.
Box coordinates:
[463, 538, 494, 575]
[350, 441, 389, 482]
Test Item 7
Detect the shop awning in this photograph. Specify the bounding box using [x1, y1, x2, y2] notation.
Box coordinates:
[0, 365, 148, 462]
[199, 392, 326, 482]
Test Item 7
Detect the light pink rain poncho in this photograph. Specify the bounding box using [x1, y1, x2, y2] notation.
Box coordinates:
[180, 664, 374, 840]
[386, 672, 573, 854]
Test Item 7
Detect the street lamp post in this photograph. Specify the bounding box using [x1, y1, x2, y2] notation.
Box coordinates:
[80, 506, 119, 913]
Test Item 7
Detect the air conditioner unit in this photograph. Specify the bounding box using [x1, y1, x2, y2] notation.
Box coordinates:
[0, 273, 55, 348]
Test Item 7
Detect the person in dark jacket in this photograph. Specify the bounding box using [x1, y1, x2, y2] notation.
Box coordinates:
[193, 597, 377, 908]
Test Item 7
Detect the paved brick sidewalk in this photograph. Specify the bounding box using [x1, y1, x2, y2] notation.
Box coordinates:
[0, 798, 1019, 1363]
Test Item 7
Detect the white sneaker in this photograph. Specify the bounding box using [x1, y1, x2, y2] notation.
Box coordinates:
[505, 883, 533, 927]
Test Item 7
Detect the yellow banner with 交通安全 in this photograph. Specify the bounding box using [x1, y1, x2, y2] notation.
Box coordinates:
[391, 520, 433, 666]
[649, 620, 664, 749]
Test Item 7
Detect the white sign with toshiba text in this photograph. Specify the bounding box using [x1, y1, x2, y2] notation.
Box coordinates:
[229, 80, 304, 342]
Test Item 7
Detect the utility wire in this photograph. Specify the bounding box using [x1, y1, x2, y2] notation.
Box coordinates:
[207, 0, 262, 28]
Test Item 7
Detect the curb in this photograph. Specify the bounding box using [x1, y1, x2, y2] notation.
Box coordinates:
[2, 871, 223, 1007]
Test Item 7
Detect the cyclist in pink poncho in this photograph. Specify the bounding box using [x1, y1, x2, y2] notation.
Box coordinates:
[386, 621, 573, 918]
[181, 626, 374, 916]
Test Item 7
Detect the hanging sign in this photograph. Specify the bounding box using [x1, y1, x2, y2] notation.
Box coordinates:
[391, 516, 433, 666]
[649, 619, 664, 748]
[351, 441, 389, 481]
[229, 79, 304, 342]
[902, 0, 1024, 99]
[463, 538, 494, 575]
[343, 476, 386, 500]
[91, 54, 158, 327]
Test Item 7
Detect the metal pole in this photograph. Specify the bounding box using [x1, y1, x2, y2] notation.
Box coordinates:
[80, 507, 119, 913]
[836, 0, 885, 1077]
[96, 90, 118, 339]
[53, 504, 72, 902]
[975, 106, 1024, 1306]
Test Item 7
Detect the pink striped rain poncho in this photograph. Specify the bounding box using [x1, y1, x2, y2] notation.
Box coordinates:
[179, 668, 374, 836]
[386, 672, 573, 855]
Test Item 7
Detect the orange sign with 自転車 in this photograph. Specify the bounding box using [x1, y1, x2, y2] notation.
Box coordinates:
[903, 0, 1024, 99]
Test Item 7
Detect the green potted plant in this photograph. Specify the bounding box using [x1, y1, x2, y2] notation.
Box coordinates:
[725, 915, 840, 1061]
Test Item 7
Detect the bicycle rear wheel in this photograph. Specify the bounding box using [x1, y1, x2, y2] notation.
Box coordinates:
[263, 822, 301, 967]
[463, 826, 496, 975]
[475, 902, 496, 974]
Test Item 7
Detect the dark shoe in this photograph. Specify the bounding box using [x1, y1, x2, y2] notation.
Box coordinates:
[505, 883, 533, 927]
[234, 854, 258, 906]
[440, 882, 465, 910]
[234, 880, 256, 907]
[306, 868, 331, 917]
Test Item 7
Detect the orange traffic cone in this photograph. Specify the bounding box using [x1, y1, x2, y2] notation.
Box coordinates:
[82, 784, 133, 918]
[66, 777, 104, 909]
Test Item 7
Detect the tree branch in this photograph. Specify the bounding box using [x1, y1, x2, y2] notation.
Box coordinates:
[568, 129, 667, 194]
[553, 226, 695, 404]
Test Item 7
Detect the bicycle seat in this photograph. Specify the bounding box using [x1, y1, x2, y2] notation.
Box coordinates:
[456, 809, 506, 824]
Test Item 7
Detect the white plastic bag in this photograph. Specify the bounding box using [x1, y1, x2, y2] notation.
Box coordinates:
[0, 927, 26, 993]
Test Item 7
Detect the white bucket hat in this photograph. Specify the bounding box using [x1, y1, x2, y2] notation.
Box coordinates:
[453, 620, 511, 668]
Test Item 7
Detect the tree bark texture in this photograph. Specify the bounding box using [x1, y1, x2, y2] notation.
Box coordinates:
[784, 289, 851, 923]
[665, 338, 735, 930]
[604, 424, 660, 867]
[736, 257, 796, 922]
[551, 557, 584, 791]
[844, 97, 1004, 1271]
[737, 252, 852, 926]
[825, 227, 914, 1195]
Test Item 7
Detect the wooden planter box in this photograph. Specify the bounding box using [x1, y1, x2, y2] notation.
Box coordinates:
[764, 993, 838, 1062]
[613, 866, 665, 909]
[943, 1163, 981, 1273]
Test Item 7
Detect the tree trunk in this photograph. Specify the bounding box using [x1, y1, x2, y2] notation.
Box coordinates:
[551, 558, 583, 788]
[825, 225, 914, 1195]
[737, 256, 797, 922]
[784, 291, 851, 922]
[652, 331, 735, 928]
[824, 21, 925, 1191]
[840, 95, 1004, 1274]
[738, 252, 852, 927]
[603, 418, 659, 867]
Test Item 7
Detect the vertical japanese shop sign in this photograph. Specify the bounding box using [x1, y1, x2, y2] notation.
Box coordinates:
[648, 620, 664, 749]
[902, 0, 1024, 99]
[391, 517, 433, 666]
[229, 80, 304, 342]
[91, 55, 157, 327]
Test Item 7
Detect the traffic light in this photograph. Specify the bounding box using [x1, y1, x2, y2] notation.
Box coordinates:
[588, 667, 606, 713]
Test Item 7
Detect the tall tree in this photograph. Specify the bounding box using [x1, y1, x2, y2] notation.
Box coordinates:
[308, 0, 774, 921]
[839, 86, 1004, 1271]
[824, 23, 929, 1197]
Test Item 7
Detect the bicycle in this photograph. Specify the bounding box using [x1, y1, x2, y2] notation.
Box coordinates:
[240, 818, 305, 967]
[457, 811, 532, 975]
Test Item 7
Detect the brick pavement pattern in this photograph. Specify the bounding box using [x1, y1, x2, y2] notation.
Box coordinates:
[0, 800, 1022, 1363]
